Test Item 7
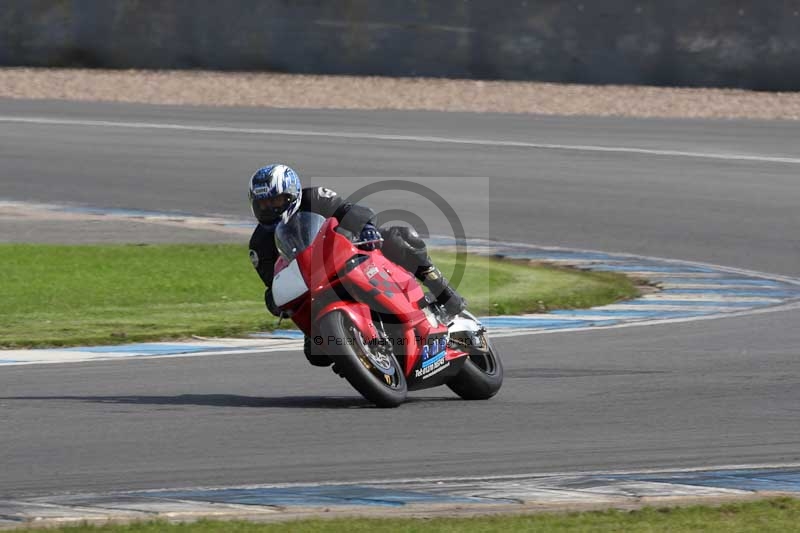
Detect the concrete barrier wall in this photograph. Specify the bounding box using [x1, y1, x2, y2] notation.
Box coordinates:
[2, 0, 800, 90]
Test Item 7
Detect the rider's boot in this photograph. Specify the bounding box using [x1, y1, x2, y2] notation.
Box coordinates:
[417, 265, 467, 318]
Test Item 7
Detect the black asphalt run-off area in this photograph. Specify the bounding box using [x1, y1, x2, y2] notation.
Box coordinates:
[1, 99, 799, 498]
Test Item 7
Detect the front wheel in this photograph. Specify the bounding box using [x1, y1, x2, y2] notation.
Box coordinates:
[318, 310, 407, 408]
[447, 332, 503, 400]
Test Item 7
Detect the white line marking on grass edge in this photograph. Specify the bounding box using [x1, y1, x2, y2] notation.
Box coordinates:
[3, 115, 800, 165]
[137, 461, 800, 489]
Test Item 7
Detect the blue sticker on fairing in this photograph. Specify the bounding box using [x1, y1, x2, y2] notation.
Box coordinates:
[422, 350, 446, 369]
[421, 337, 446, 364]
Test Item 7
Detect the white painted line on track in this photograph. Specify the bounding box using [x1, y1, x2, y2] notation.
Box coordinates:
[613, 272, 728, 279]
[659, 283, 783, 290]
[347, 461, 800, 487]
[0, 340, 302, 366]
[639, 295, 784, 302]
[3, 115, 800, 165]
[601, 304, 753, 312]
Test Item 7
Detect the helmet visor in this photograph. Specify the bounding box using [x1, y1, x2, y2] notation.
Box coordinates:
[252, 193, 295, 225]
[258, 194, 292, 211]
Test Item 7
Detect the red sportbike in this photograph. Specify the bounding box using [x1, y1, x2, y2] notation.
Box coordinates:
[271, 212, 503, 407]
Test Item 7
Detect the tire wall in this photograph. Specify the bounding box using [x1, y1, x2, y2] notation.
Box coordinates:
[2, 0, 800, 90]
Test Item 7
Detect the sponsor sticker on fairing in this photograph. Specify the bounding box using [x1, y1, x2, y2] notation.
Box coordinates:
[415, 355, 449, 379]
[365, 264, 379, 278]
[415, 336, 449, 379]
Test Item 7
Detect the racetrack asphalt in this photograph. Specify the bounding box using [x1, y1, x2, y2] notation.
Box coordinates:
[0, 98, 799, 498]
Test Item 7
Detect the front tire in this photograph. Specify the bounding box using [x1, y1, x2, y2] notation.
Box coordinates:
[447, 332, 503, 400]
[318, 311, 407, 408]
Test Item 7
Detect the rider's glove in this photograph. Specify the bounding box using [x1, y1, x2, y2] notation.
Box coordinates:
[358, 223, 383, 251]
[265, 288, 289, 318]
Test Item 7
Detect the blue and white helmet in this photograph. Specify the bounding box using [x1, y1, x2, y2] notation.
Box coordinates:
[248, 164, 302, 227]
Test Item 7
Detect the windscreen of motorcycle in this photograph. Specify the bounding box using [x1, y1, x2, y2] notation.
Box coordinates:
[275, 212, 326, 261]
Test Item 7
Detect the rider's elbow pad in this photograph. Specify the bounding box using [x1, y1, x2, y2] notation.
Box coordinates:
[336, 204, 376, 233]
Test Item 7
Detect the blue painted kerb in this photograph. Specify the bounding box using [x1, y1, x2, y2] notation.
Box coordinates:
[134, 485, 503, 507]
[130, 467, 800, 508]
[612, 468, 800, 493]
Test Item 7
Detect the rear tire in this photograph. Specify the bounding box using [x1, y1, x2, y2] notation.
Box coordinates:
[447, 333, 503, 400]
[318, 311, 407, 408]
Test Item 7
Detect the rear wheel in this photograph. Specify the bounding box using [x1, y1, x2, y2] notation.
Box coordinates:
[318, 311, 407, 408]
[447, 331, 503, 400]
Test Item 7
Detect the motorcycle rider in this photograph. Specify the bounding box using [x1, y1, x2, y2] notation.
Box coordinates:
[247, 163, 466, 366]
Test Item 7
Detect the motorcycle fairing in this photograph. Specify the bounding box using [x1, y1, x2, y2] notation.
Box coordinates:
[271, 258, 309, 307]
[314, 300, 379, 343]
[272, 214, 470, 391]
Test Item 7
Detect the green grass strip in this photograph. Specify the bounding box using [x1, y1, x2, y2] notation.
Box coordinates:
[11, 497, 800, 533]
[0, 244, 638, 348]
